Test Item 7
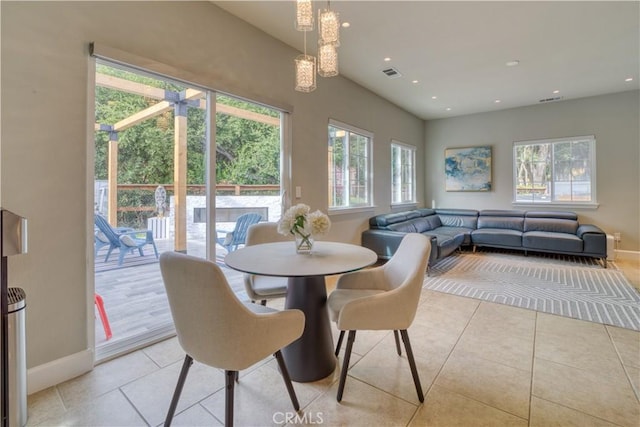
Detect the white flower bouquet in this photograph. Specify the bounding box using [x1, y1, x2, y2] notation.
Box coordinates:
[278, 203, 331, 253]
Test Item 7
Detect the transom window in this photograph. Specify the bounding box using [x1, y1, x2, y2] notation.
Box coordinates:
[328, 120, 373, 210]
[513, 135, 596, 204]
[391, 141, 416, 205]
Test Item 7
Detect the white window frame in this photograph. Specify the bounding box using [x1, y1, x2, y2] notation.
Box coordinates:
[390, 140, 417, 207]
[513, 135, 597, 208]
[328, 119, 374, 214]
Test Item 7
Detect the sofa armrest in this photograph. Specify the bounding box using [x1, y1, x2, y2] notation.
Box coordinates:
[577, 224, 607, 257]
[361, 229, 407, 260]
[362, 229, 438, 265]
[577, 224, 604, 238]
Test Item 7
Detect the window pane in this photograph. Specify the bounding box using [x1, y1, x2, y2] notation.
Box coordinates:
[391, 143, 416, 204]
[329, 123, 372, 209]
[514, 137, 595, 204]
[328, 126, 347, 207]
[516, 142, 551, 202]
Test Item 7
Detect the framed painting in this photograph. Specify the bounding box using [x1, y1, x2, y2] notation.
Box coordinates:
[445, 146, 492, 191]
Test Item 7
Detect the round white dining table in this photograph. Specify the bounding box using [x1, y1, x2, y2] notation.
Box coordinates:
[225, 241, 377, 382]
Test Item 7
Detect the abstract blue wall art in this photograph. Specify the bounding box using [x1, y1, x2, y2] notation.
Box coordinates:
[445, 146, 492, 191]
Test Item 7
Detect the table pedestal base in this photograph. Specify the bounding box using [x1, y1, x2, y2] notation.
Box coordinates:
[282, 276, 336, 382]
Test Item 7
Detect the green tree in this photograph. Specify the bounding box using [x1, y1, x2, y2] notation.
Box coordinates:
[94, 65, 280, 226]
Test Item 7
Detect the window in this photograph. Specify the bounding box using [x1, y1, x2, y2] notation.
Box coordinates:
[391, 141, 416, 205]
[513, 135, 596, 204]
[328, 120, 373, 210]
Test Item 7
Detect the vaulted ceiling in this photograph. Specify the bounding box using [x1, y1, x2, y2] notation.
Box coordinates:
[214, 1, 639, 120]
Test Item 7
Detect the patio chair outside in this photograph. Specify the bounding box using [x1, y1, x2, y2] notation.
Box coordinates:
[94, 214, 159, 266]
[215, 212, 262, 253]
[94, 224, 133, 258]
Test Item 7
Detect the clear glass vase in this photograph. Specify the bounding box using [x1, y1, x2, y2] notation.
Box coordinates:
[294, 230, 314, 254]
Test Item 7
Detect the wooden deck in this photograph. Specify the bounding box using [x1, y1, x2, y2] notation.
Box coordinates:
[94, 238, 254, 359]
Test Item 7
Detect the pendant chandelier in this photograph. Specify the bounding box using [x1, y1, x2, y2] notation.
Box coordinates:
[295, 0, 313, 31]
[318, 7, 340, 46]
[295, 32, 316, 92]
[318, 41, 338, 77]
[295, 0, 341, 92]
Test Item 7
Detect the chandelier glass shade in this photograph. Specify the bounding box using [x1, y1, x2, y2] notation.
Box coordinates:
[295, 54, 317, 92]
[294, 1, 341, 92]
[295, 0, 314, 31]
[318, 42, 338, 77]
[318, 8, 340, 46]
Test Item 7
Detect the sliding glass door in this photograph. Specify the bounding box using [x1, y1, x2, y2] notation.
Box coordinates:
[93, 60, 287, 360]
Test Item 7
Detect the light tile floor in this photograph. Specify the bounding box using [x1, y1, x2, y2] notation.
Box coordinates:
[27, 288, 639, 426]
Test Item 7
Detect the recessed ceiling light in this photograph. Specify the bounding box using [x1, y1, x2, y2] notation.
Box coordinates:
[341, 22, 350, 28]
[445, 107, 452, 111]
[553, 90, 560, 94]
[506, 60, 520, 67]
[384, 57, 392, 62]
[412, 80, 419, 84]
[431, 96, 437, 100]
[494, 100, 501, 103]
[625, 77, 634, 82]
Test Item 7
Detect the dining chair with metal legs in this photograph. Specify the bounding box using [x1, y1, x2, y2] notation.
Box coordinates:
[159, 251, 305, 426]
[327, 233, 431, 403]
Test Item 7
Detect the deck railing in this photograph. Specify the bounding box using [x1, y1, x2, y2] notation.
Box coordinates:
[115, 183, 279, 213]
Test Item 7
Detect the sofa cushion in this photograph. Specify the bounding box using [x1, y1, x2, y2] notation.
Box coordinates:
[472, 228, 522, 248]
[405, 210, 422, 220]
[370, 212, 411, 228]
[410, 215, 442, 233]
[524, 217, 578, 234]
[370, 209, 432, 229]
[523, 231, 583, 253]
[525, 211, 577, 221]
[480, 209, 526, 217]
[477, 216, 525, 231]
[436, 209, 479, 229]
[416, 208, 436, 217]
[434, 226, 474, 245]
[387, 221, 418, 233]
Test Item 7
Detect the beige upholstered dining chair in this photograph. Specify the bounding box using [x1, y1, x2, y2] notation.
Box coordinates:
[243, 222, 291, 305]
[327, 233, 431, 403]
[159, 252, 305, 427]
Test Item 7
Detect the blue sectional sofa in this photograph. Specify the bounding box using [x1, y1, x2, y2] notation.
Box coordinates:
[361, 208, 608, 267]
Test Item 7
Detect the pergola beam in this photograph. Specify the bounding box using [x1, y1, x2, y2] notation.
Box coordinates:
[113, 101, 174, 132]
[96, 73, 166, 100]
[96, 73, 279, 127]
[107, 133, 119, 226]
[173, 105, 188, 252]
[216, 103, 280, 126]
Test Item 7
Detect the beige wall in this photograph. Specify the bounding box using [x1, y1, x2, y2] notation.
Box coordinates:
[0, 1, 424, 380]
[425, 90, 640, 251]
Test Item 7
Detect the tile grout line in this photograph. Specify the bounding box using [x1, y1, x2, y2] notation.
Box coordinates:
[427, 301, 532, 423]
[117, 387, 152, 426]
[421, 299, 482, 401]
[604, 325, 640, 403]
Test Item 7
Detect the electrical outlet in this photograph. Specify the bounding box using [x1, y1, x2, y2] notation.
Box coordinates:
[614, 232, 621, 242]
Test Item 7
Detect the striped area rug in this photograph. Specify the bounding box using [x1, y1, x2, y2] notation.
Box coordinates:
[425, 250, 640, 331]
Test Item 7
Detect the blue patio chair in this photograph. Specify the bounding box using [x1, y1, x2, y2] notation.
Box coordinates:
[94, 224, 133, 258]
[94, 214, 159, 266]
[215, 212, 262, 252]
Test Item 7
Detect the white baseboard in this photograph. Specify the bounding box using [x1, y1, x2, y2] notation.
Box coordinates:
[615, 249, 640, 262]
[27, 349, 94, 395]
